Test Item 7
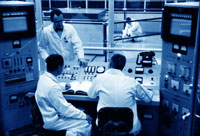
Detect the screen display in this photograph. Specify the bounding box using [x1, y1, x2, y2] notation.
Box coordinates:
[3, 16, 28, 33]
[170, 18, 192, 37]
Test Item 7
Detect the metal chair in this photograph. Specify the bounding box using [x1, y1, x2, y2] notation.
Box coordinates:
[98, 107, 134, 136]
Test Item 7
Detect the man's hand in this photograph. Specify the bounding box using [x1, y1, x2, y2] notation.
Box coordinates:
[86, 114, 93, 124]
[78, 58, 88, 67]
[65, 83, 71, 90]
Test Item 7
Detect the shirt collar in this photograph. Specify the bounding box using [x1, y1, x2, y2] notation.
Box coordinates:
[106, 68, 124, 76]
[49, 23, 66, 39]
[49, 23, 66, 32]
[44, 71, 59, 83]
[49, 24, 55, 33]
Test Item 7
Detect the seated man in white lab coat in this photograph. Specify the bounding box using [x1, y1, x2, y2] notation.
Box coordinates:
[122, 17, 143, 42]
[88, 54, 153, 135]
[35, 54, 92, 136]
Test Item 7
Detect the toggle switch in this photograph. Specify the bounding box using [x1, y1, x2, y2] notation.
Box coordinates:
[163, 99, 169, 109]
[91, 66, 96, 73]
[167, 63, 176, 77]
[164, 75, 168, 88]
[182, 107, 190, 121]
[172, 103, 179, 119]
[183, 84, 192, 96]
[171, 80, 179, 90]
[172, 103, 179, 112]
[180, 65, 190, 80]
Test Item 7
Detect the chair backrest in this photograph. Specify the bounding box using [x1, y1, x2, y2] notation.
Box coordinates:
[31, 97, 44, 129]
[98, 107, 133, 133]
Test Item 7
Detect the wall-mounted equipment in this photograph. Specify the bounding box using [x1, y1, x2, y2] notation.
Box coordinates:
[0, 1, 39, 136]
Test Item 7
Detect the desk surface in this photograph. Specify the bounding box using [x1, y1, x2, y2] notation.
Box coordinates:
[27, 88, 160, 106]
[63, 89, 160, 106]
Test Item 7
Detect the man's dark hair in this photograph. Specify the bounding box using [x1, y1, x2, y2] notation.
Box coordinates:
[110, 54, 126, 70]
[126, 17, 131, 23]
[50, 9, 63, 21]
[46, 54, 64, 72]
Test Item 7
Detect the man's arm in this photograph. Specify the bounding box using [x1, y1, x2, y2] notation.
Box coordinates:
[132, 80, 153, 103]
[88, 78, 99, 99]
[70, 25, 88, 67]
[38, 30, 49, 60]
[49, 86, 87, 120]
[70, 26, 84, 60]
[128, 22, 139, 35]
[122, 24, 129, 37]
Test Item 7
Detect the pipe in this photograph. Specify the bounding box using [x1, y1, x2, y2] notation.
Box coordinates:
[83, 47, 162, 52]
[191, 2, 200, 136]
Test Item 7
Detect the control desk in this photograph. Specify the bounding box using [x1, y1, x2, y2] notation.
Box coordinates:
[57, 61, 160, 88]
[57, 61, 160, 105]
[57, 60, 160, 136]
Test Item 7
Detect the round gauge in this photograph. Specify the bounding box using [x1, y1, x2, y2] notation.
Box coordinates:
[96, 66, 105, 73]
[173, 44, 179, 50]
[180, 45, 187, 51]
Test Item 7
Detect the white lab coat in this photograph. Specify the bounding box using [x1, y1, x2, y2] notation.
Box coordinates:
[88, 69, 153, 135]
[38, 23, 84, 61]
[35, 71, 91, 136]
[122, 18, 143, 38]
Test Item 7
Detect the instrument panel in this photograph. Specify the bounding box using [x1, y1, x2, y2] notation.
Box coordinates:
[57, 61, 160, 90]
[57, 62, 107, 82]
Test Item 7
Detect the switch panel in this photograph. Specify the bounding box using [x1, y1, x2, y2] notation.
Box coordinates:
[171, 80, 179, 90]
[160, 3, 198, 136]
[163, 99, 169, 107]
[183, 84, 192, 95]
[182, 107, 189, 115]
[172, 103, 179, 112]
[180, 65, 190, 80]
[167, 62, 176, 76]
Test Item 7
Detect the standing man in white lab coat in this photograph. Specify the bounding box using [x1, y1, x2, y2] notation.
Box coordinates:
[122, 17, 143, 42]
[88, 54, 153, 135]
[38, 9, 87, 69]
[35, 54, 92, 136]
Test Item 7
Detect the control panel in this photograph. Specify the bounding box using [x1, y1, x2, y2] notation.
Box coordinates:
[1, 56, 36, 86]
[57, 61, 107, 83]
[0, 2, 39, 136]
[123, 62, 160, 89]
[59, 58, 161, 136]
[57, 60, 160, 90]
[160, 2, 199, 136]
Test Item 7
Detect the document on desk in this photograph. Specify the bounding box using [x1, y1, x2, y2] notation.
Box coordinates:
[64, 81, 92, 95]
